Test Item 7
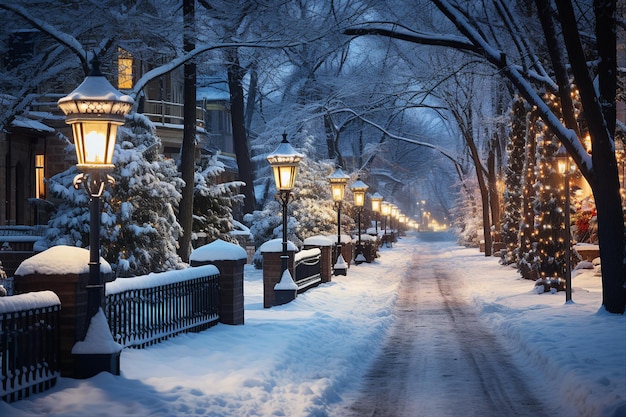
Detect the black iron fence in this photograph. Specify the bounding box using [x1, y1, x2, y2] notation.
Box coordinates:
[105, 266, 220, 348]
[294, 248, 322, 293]
[0, 292, 60, 403]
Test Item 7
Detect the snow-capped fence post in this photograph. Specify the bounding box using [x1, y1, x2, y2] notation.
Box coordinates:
[303, 235, 334, 283]
[190, 239, 247, 325]
[359, 234, 377, 263]
[13, 246, 116, 378]
[260, 239, 297, 308]
[341, 237, 353, 268]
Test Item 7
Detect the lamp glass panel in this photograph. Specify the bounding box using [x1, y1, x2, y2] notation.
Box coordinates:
[273, 165, 297, 190]
[354, 192, 365, 207]
[74, 121, 116, 165]
[331, 183, 345, 201]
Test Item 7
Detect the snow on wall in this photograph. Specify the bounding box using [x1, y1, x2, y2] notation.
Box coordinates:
[0, 290, 60, 314]
[326, 234, 352, 244]
[190, 239, 247, 262]
[295, 248, 321, 263]
[105, 265, 219, 295]
[14, 246, 112, 276]
[259, 238, 299, 253]
[302, 235, 334, 247]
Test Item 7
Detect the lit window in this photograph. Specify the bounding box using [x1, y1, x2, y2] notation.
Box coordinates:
[118, 47, 133, 89]
[35, 154, 45, 199]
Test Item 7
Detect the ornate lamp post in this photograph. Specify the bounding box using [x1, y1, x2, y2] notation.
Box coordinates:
[350, 176, 369, 261]
[58, 59, 133, 344]
[390, 204, 398, 242]
[557, 147, 573, 302]
[328, 168, 350, 275]
[267, 133, 304, 280]
[371, 192, 383, 235]
[381, 202, 391, 247]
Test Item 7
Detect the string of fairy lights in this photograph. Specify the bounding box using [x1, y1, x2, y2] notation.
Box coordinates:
[502, 87, 626, 280]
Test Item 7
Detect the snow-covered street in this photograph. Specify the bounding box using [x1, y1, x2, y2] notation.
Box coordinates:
[1, 232, 624, 417]
[337, 237, 560, 417]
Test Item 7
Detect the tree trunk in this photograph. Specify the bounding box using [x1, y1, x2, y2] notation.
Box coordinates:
[177, 0, 196, 262]
[487, 144, 501, 237]
[227, 49, 256, 215]
[556, 0, 624, 313]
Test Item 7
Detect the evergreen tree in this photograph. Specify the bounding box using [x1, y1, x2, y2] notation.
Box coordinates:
[44, 114, 185, 277]
[193, 151, 244, 244]
[517, 109, 540, 279]
[500, 96, 528, 265]
[532, 94, 565, 279]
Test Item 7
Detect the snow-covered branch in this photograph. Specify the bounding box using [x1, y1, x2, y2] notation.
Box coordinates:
[0, 3, 89, 71]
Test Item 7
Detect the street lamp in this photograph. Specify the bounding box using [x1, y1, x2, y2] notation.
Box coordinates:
[381, 202, 391, 247]
[390, 204, 398, 243]
[267, 133, 304, 281]
[328, 168, 350, 275]
[58, 58, 133, 343]
[557, 146, 573, 302]
[350, 176, 369, 263]
[371, 192, 383, 235]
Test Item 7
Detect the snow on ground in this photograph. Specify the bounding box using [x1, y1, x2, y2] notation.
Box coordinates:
[1, 232, 624, 417]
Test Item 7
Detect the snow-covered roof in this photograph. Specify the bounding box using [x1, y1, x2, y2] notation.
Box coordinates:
[197, 76, 230, 101]
[11, 116, 55, 132]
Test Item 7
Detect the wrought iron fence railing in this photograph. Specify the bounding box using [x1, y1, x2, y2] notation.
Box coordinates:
[294, 248, 322, 293]
[0, 291, 60, 403]
[105, 265, 220, 349]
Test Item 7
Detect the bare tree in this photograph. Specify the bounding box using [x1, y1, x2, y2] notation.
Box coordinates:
[345, 0, 625, 313]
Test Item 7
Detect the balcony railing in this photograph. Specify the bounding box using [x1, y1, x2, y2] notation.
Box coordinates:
[143, 99, 205, 129]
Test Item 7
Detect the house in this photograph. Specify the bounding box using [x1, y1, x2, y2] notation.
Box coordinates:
[0, 35, 238, 228]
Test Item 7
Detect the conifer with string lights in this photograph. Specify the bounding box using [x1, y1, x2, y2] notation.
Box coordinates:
[501, 96, 528, 265]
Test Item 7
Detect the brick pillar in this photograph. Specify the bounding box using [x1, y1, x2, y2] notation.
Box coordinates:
[261, 250, 294, 308]
[341, 241, 353, 268]
[192, 258, 245, 325]
[319, 245, 332, 283]
[304, 244, 332, 283]
[14, 272, 90, 377]
[190, 239, 247, 325]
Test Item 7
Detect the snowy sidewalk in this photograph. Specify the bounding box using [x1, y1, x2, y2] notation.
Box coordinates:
[1, 233, 624, 417]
